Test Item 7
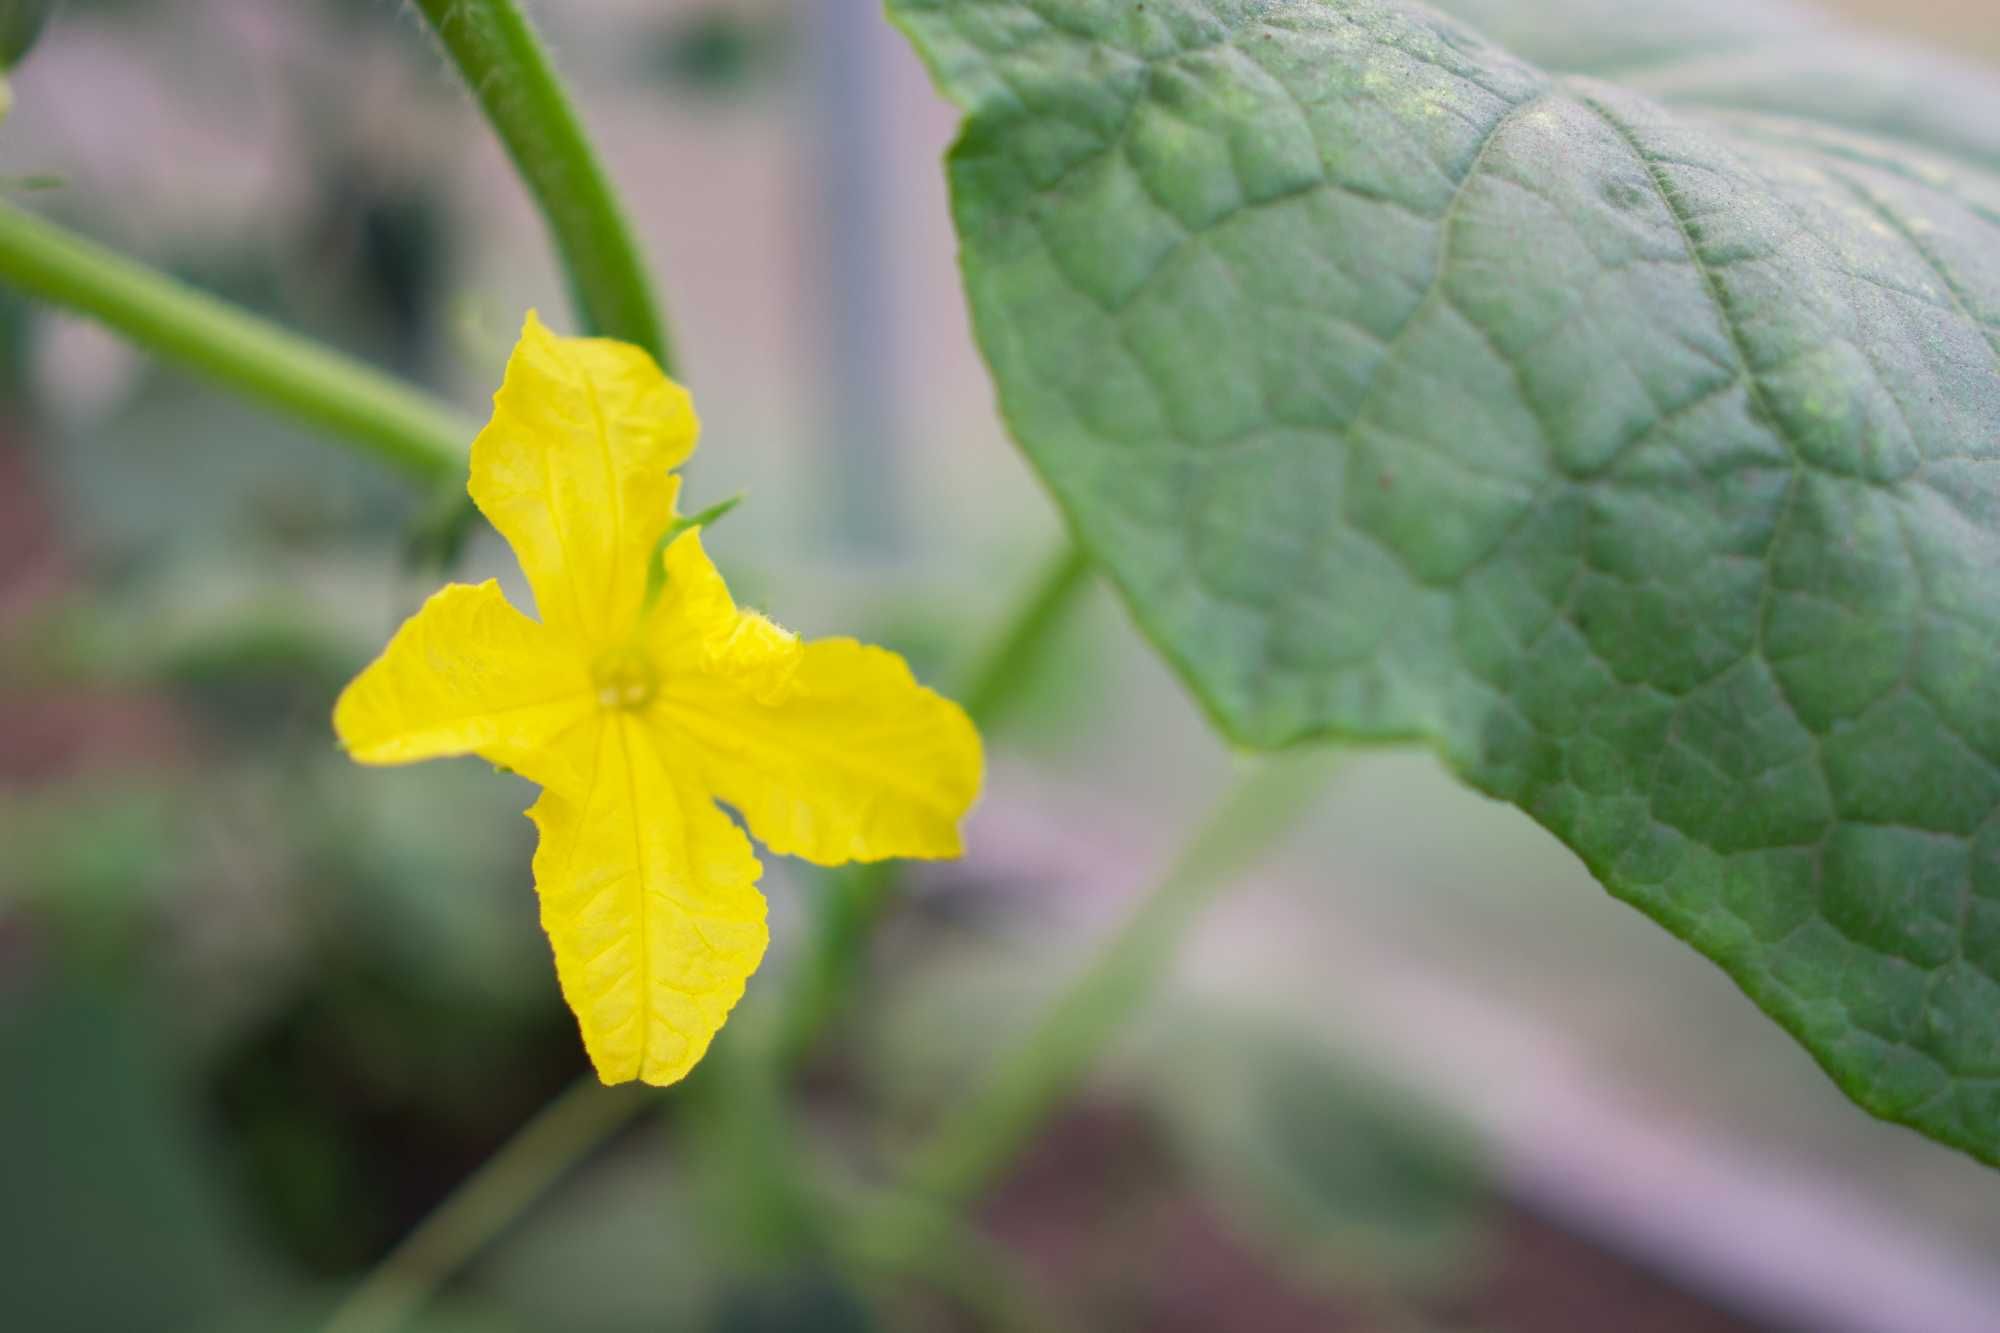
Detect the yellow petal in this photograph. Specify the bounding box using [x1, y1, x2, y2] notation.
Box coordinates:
[645, 528, 803, 703]
[530, 713, 769, 1086]
[469, 310, 697, 649]
[648, 535, 983, 866]
[333, 580, 595, 793]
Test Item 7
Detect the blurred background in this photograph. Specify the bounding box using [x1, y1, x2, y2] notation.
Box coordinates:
[3, 2, 1999, 1331]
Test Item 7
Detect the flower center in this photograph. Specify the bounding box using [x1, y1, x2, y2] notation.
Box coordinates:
[592, 648, 657, 712]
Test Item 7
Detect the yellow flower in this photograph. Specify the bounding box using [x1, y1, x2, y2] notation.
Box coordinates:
[333, 312, 982, 1086]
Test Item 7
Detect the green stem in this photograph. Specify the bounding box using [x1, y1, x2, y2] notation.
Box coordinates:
[319, 1079, 646, 1333]
[413, 0, 670, 369]
[681, 1019, 820, 1265]
[897, 751, 1339, 1215]
[773, 541, 1093, 1068]
[955, 541, 1095, 731]
[0, 203, 473, 482]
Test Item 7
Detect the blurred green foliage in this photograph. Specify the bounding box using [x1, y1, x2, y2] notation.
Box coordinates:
[648, 7, 790, 98]
[1145, 1018, 1493, 1295]
[0, 0, 52, 70]
[0, 979, 280, 1331]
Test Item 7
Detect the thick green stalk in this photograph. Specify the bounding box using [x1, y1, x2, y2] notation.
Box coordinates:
[413, 0, 670, 368]
[773, 541, 1094, 1068]
[0, 203, 473, 482]
[897, 751, 1340, 1215]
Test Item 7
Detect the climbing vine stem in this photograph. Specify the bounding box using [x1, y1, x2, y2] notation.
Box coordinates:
[0, 203, 474, 482]
[413, 0, 671, 368]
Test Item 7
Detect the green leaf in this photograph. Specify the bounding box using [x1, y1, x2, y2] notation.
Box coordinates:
[890, 0, 2000, 1163]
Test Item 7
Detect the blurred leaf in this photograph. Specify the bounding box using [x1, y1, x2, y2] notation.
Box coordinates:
[317, 757, 551, 1015]
[200, 757, 584, 1274]
[207, 940, 586, 1276]
[1139, 1016, 1493, 1295]
[0, 0, 53, 70]
[0, 978, 286, 1332]
[709, 1268, 875, 1333]
[0, 785, 181, 968]
[649, 7, 788, 97]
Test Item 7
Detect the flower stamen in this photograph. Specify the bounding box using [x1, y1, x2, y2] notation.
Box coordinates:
[593, 647, 657, 711]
